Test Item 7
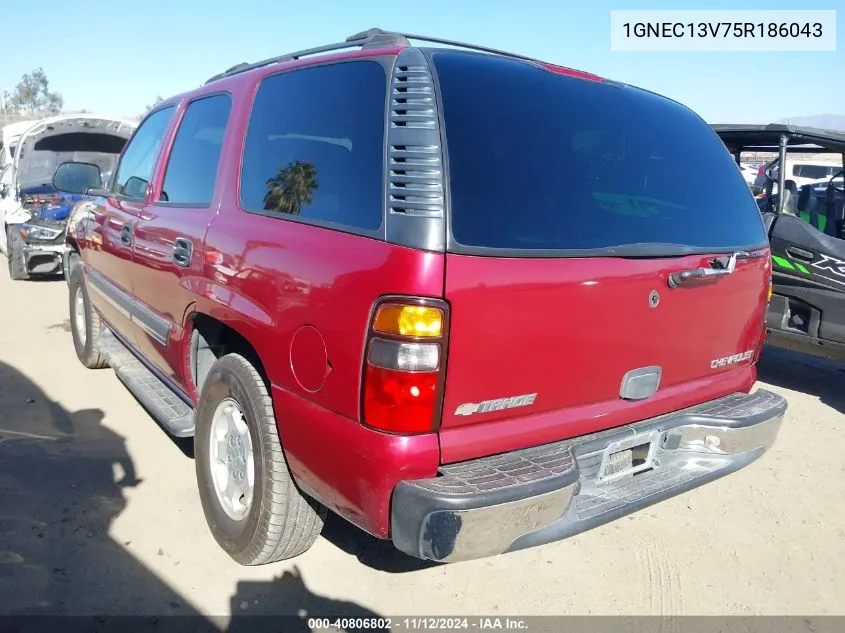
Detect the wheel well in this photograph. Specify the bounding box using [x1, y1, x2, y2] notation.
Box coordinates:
[189, 313, 269, 394]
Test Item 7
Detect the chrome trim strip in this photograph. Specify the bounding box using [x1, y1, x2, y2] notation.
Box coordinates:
[131, 301, 170, 347]
[87, 276, 132, 320]
[86, 268, 170, 347]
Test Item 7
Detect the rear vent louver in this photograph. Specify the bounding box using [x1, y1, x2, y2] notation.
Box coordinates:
[387, 50, 444, 218]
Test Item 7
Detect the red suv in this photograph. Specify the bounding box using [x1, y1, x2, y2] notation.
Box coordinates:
[60, 29, 786, 564]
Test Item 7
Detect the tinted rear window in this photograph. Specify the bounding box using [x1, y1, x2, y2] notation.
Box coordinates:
[434, 53, 767, 253]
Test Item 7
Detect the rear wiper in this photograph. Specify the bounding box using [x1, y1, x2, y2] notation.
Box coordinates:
[667, 251, 765, 288]
[601, 242, 701, 258]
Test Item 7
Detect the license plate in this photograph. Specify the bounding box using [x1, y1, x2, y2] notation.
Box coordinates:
[596, 430, 659, 485]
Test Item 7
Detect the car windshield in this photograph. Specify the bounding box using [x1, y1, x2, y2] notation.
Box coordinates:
[433, 52, 768, 254]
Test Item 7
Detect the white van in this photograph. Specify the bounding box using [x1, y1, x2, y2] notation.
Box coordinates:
[752, 157, 842, 193]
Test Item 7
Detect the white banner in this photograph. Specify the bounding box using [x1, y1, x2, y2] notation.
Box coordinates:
[610, 10, 836, 52]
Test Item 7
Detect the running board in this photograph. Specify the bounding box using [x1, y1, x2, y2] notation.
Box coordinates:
[98, 328, 196, 437]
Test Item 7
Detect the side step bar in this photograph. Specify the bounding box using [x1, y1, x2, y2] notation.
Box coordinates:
[98, 328, 196, 437]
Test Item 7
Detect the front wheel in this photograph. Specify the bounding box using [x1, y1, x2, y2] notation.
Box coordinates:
[195, 353, 325, 565]
[7, 230, 28, 281]
[68, 265, 108, 369]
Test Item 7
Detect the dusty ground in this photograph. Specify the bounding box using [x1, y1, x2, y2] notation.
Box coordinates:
[0, 258, 844, 623]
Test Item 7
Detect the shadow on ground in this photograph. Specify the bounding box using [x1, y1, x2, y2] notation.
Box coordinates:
[320, 515, 437, 574]
[757, 344, 845, 413]
[0, 360, 383, 631]
[15, 273, 66, 284]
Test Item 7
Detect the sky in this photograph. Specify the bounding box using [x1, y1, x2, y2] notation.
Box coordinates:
[0, 0, 841, 123]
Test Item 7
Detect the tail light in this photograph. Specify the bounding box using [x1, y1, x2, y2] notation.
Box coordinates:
[362, 297, 449, 434]
[758, 166, 765, 176]
[753, 275, 772, 364]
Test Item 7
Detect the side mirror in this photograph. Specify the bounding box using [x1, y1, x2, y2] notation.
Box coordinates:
[121, 176, 149, 199]
[0, 184, 8, 199]
[53, 161, 103, 195]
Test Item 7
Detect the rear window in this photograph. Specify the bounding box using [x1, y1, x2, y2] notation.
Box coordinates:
[433, 52, 767, 253]
[793, 164, 839, 180]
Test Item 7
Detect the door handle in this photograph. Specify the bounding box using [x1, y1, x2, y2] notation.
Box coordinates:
[785, 246, 814, 262]
[172, 237, 193, 268]
[120, 224, 132, 245]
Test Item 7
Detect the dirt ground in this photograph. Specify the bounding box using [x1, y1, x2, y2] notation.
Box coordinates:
[1, 258, 844, 623]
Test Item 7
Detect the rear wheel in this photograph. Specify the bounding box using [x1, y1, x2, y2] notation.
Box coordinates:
[7, 230, 28, 281]
[195, 353, 325, 565]
[68, 265, 108, 369]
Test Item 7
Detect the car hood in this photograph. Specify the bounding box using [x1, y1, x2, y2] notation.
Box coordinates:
[14, 114, 136, 190]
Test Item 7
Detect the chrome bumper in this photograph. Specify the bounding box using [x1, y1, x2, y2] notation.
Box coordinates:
[391, 389, 786, 562]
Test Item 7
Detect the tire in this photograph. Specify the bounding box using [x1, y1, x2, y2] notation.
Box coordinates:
[65, 250, 80, 284]
[68, 265, 108, 369]
[7, 230, 28, 281]
[195, 353, 325, 565]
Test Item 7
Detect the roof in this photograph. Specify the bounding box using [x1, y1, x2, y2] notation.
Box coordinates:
[203, 27, 599, 86]
[712, 124, 845, 154]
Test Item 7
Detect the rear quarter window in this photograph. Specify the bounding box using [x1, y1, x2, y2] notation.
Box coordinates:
[239, 61, 387, 232]
[433, 52, 767, 254]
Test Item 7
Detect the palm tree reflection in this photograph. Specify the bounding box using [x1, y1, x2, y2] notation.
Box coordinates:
[264, 160, 319, 215]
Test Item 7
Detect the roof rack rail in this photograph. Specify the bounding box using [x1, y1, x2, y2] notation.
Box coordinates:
[203, 28, 408, 85]
[203, 27, 541, 85]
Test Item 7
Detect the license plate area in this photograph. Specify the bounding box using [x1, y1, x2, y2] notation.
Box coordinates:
[596, 430, 660, 485]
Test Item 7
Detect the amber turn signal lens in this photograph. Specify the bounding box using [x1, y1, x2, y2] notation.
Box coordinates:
[767, 279, 773, 302]
[373, 304, 443, 338]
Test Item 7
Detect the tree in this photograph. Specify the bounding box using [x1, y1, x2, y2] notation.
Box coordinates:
[139, 96, 164, 119]
[264, 161, 319, 215]
[8, 68, 63, 116]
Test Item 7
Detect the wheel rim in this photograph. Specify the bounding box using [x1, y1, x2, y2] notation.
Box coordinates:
[74, 288, 87, 347]
[209, 397, 255, 521]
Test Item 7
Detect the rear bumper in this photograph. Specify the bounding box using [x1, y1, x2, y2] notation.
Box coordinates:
[391, 389, 786, 562]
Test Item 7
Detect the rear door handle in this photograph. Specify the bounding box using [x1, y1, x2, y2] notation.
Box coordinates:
[173, 237, 193, 268]
[120, 224, 132, 245]
[667, 251, 758, 289]
[785, 246, 814, 262]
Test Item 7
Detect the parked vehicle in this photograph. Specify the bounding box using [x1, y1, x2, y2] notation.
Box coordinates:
[62, 29, 786, 565]
[740, 162, 760, 186]
[0, 114, 136, 280]
[715, 124, 845, 362]
[751, 156, 841, 195]
[0, 119, 39, 168]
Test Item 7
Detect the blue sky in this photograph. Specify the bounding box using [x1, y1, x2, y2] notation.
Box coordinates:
[1, 0, 841, 122]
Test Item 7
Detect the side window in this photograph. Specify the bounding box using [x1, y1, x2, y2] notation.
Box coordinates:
[113, 106, 175, 199]
[240, 61, 386, 231]
[160, 94, 232, 205]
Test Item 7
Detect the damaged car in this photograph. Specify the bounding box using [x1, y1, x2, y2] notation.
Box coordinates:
[0, 114, 136, 280]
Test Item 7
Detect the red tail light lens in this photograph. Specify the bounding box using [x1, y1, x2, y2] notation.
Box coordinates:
[362, 297, 449, 434]
[364, 365, 439, 433]
[758, 166, 764, 176]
